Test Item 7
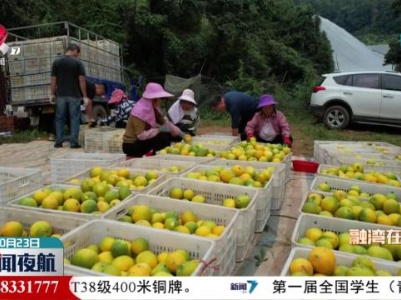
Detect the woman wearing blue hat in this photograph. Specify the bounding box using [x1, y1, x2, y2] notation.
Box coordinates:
[245, 94, 293, 147]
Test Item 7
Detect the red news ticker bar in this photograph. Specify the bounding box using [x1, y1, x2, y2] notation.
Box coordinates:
[0, 276, 79, 300]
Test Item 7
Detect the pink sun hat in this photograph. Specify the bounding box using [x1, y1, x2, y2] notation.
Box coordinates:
[257, 94, 278, 109]
[143, 83, 174, 99]
[108, 89, 127, 105]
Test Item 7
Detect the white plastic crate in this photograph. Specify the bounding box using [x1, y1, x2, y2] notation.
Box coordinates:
[292, 214, 401, 261]
[336, 156, 401, 174]
[64, 168, 166, 194]
[147, 177, 259, 261]
[62, 219, 216, 276]
[317, 164, 401, 185]
[314, 140, 363, 163]
[181, 138, 230, 152]
[219, 152, 292, 185]
[8, 184, 130, 220]
[50, 153, 126, 183]
[151, 154, 216, 164]
[0, 167, 43, 206]
[84, 127, 125, 153]
[313, 141, 397, 163]
[310, 176, 401, 200]
[195, 132, 241, 143]
[191, 136, 238, 147]
[78, 125, 86, 146]
[206, 159, 286, 211]
[280, 247, 401, 276]
[0, 207, 88, 236]
[180, 163, 272, 233]
[103, 194, 238, 276]
[324, 151, 392, 166]
[114, 157, 198, 179]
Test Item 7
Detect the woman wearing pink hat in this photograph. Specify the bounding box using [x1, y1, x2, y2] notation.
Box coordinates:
[97, 89, 134, 128]
[245, 94, 293, 147]
[122, 82, 185, 157]
[167, 89, 199, 137]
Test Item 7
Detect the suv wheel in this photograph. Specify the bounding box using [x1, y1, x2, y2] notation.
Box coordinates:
[323, 105, 350, 129]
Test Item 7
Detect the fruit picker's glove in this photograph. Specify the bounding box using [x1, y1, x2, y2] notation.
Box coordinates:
[158, 124, 171, 133]
[283, 136, 292, 147]
[49, 95, 56, 105]
[246, 132, 255, 141]
[82, 97, 90, 107]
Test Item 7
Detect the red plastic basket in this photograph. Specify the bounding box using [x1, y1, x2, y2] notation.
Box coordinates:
[292, 160, 319, 173]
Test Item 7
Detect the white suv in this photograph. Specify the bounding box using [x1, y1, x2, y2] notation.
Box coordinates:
[309, 71, 401, 129]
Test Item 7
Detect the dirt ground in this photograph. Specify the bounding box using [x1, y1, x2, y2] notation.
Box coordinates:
[197, 125, 314, 157]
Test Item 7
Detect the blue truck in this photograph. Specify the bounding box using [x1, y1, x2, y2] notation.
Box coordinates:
[2, 21, 137, 131]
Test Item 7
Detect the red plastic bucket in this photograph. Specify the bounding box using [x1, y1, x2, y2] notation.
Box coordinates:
[292, 160, 319, 173]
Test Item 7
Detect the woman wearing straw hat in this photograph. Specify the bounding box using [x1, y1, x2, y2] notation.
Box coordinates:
[167, 89, 199, 137]
[97, 89, 134, 128]
[245, 94, 293, 147]
[122, 82, 185, 157]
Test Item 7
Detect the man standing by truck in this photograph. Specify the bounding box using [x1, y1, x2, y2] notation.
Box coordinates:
[50, 43, 89, 148]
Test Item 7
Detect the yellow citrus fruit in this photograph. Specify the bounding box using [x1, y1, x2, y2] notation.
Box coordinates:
[33, 190, 48, 205]
[305, 227, 323, 242]
[152, 222, 165, 229]
[383, 199, 400, 215]
[131, 205, 152, 223]
[181, 211, 197, 224]
[127, 263, 151, 276]
[359, 208, 377, 223]
[110, 239, 130, 258]
[131, 238, 149, 256]
[176, 259, 199, 276]
[290, 258, 314, 276]
[99, 236, 116, 252]
[165, 250, 187, 274]
[111, 255, 135, 272]
[308, 247, 336, 276]
[377, 215, 393, 226]
[174, 225, 190, 234]
[195, 226, 212, 237]
[87, 244, 100, 254]
[320, 231, 339, 248]
[321, 197, 339, 213]
[157, 252, 169, 263]
[71, 248, 99, 269]
[117, 168, 130, 179]
[169, 187, 183, 199]
[334, 206, 355, 220]
[135, 250, 158, 269]
[80, 199, 98, 213]
[29, 221, 52, 237]
[63, 198, 81, 212]
[388, 213, 401, 226]
[212, 225, 225, 236]
[98, 251, 114, 264]
[1, 221, 24, 237]
[182, 189, 195, 200]
[302, 202, 321, 214]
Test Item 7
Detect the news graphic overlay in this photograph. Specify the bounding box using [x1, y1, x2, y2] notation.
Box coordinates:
[0, 237, 64, 276]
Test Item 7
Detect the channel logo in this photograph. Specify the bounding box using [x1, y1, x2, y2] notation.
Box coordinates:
[230, 280, 259, 294]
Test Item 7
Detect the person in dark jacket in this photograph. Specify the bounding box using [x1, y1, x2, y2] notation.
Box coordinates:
[210, 91, 258, 139]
